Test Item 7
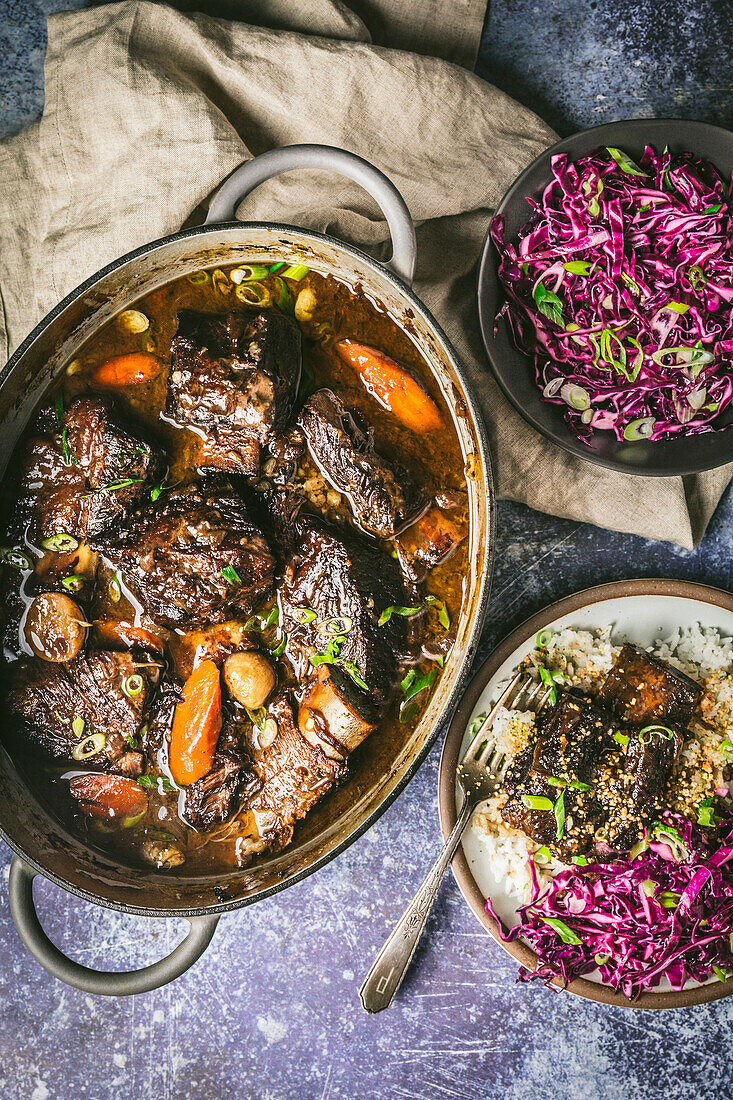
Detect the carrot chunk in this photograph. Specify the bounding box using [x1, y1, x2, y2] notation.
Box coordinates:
[69, 773, 147, 819]
[92, 352, 161, 387]
[169, 659, 222, 786]
[335, 340, 442, 433]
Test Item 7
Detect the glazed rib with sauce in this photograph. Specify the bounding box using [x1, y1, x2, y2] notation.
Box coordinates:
[0, 263, 469, 875]
[167, 310, 301, 475]
[92, 480, 276, 629]
[501, 645, 700, 859]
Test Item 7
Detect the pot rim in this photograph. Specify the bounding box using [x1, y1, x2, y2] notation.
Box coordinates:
[0, 218, 495, 917]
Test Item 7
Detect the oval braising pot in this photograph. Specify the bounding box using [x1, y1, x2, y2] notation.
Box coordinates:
[0, 146, 494, 995]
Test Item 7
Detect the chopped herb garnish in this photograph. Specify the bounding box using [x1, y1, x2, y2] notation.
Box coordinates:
[150, 483, 166, 502]
[520, 794, 553, 811]
[554, 789, 566, 841]
[378, 604, 422, 626]
[221, 564, 243, 586]
[613, 731, 630, 748]
[138, 775, 176, 793]
[401, 669, 417, 694]
[402, 669, 437, 703]
[424, 595, 450, 630]
[638, 724, 674, 744]
[339, 659, 368, 691]
[533, 279, 564, 328]
[292, 606, 317, 625]
[539, 666, 557, 706]
[270, 632, 287, 657]
[83, 478, 143, 497]
[540, 916, 582, 945]
[61, 427, 78, 465]
[697, 796, 721, 828]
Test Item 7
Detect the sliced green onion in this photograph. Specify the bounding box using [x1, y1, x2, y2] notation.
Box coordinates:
[568, 779, 591, 791]
[0, 547, 34, 571]
[697, 797, 720, 828]
[235, 281, 269, 306]
[547, 776, 566, 787]
[61, 427, 77, 466]
[378, 604, 422, 626]
[281, 264, 309, 281]
[229, 264, 269, 284]
[520, 795, 553, 811]
[562, 261, 592, 275]
[606, 147, 647, 176]
[560, 383, 590, 411]
[623, 417, 655, 442]
[641, 879, 658, 897]
[719, 739, 733, 760]
[554, 790, 566, 841]
[317, 615, 353, 636]
[292, 607, 317, 625]
[55, 392, 64, 425]
[137, 774, 176, 793]
[402, 669, 437, 703]
[658, 891, 680, 909]
[61, 574, 85, 592]
[83, 479, 143, 497]
[123, 674, 144, 698]
[186, 270, 210, 285]
[339, 659, 369, 691]
[122, 809, 147, 828]
[269, 262, 286, 273]
[572, 855, 589, 866]
[666, 300, 690, 314]
[594, 952, 610, 966]
[702, 204, 723, 215]
[42, 533, 79, 553]
[540, 917, 581, 945]
[401, 669, 417, 694]
[118, 309, 150, 333]
[424, 595, 450, 630]
[533, 280, 564, 328]
[108, 574, 122, 603]
[638, 724, 674, 744]
[270, 633, 287, 657]
[72, 716, 86, 738]
[613, 731, 630, 748]
[275, 278, 294, 314]
[650, 346, 714, 369]
[629, 836, 650, 860]
[539, 666, 557, 706]
[246, 706, 267, 730]
[713, 965, 730, 983]
[536, 628, 553, 648]
[150, 483, 166, 503]
[533, 846, 551, 865]
[221, 564, 242, 586]
[72, 732, 107, 761]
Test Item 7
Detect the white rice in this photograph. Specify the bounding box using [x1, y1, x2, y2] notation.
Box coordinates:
[470, 623, 733, 899]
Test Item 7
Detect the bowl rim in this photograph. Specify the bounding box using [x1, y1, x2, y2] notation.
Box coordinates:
[0, 218, 496, 918]
[438, 577, 733, 1010]
[477, 116, 733, 478]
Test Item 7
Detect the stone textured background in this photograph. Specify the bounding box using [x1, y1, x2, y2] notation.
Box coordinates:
[1, 2, 733, 1097]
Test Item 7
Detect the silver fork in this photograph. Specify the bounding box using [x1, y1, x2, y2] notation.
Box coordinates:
[359, 671, 554, 1013]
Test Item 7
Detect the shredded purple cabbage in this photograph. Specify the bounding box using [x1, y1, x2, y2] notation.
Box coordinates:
[492, 145, 733, 444]
[487, 811, 733, 999]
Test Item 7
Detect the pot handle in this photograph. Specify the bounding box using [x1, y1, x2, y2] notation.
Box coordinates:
[8, 856, 220, 996]
[205, 144, 417, 286]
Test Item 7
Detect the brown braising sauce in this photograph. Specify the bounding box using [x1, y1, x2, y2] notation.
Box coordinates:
[0, 263, 469, 873]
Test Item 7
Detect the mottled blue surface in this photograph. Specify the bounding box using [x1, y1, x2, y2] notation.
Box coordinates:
[2, 2, 733, 1098]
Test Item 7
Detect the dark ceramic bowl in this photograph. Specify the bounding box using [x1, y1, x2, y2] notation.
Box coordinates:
[478, 118, 733, 476]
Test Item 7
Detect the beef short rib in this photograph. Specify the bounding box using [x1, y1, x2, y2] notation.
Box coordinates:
[297, 389, 424, 538]
[279, 520, 407, 712]
[598, 643, 702, 725]
[10, 396, 164, 544]
[5, 649, 152, 774]
[93, 480, 275, 629]
[167, 310, 301, 475]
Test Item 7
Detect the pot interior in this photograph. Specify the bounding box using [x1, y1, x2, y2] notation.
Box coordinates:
[0, 225, 493, 914]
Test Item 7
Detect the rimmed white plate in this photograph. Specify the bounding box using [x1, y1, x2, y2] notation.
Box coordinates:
[438, 579, 733, 1009]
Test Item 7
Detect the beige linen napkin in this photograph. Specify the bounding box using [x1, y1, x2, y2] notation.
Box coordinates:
[0, 0, 730, 548]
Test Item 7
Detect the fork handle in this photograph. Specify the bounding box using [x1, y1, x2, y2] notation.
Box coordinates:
[359, 794, 475, 1013]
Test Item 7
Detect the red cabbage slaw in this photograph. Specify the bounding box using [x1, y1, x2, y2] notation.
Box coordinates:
[491, 145, 733, 444]
[487, 811, 733, 999]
